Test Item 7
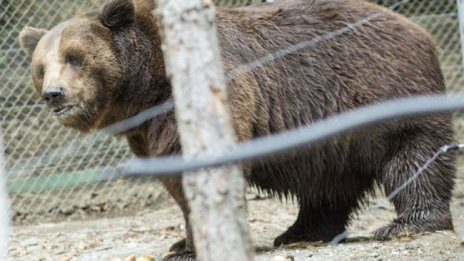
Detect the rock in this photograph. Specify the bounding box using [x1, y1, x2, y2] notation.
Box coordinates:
[125, 256, 136, 261]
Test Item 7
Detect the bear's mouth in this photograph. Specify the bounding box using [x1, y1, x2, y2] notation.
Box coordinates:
[52, 105, 77, 117]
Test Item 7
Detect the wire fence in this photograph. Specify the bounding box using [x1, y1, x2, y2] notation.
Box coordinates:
[1, 0, 464, 260]
[0, 0, 463, 229]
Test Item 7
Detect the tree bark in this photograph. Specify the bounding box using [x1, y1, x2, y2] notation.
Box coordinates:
[153, 1, 253, 260]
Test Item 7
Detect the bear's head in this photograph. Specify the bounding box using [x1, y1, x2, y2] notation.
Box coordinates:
[19, 0, 164, 132]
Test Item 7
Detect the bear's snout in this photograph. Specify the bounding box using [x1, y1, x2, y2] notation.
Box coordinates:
[42, 86, 65, 107]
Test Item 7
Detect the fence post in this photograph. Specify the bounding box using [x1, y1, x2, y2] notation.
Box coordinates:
[0, 131, 9, 259]
[153, 0, 253, 260]
[458, 0, 464, 67]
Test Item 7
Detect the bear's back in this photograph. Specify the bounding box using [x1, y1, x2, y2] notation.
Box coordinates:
[216, 0, 443, 132]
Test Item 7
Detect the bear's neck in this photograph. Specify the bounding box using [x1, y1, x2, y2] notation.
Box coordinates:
[104, 14, 172, 136]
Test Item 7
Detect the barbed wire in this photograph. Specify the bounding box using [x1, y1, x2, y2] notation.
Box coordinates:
[121, 94, 464, 175]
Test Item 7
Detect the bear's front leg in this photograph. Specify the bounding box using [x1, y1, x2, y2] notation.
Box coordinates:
[161, 177, 196, 261]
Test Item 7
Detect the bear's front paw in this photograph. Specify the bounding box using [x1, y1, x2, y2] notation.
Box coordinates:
[274, 230, 307, 246]
[162, 250, 195, 261]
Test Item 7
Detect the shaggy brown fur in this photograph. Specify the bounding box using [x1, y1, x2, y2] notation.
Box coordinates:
[19, 0, 455, 260]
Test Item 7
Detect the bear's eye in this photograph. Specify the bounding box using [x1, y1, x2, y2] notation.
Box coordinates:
[65, 54, 81, 66]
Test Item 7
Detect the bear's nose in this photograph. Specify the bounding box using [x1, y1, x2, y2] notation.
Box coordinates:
[42, 87, 65, 105]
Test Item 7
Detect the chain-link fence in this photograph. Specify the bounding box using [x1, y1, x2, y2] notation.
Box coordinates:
[1, 0, 463, 224]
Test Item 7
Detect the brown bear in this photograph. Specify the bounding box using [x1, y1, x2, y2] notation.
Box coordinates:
[19, 0, 455, 260]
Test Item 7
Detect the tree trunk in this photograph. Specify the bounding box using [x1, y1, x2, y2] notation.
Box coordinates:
[153, 1, 253, 260]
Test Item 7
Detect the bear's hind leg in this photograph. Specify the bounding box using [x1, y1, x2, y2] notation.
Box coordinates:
[374, 130, 455, 240]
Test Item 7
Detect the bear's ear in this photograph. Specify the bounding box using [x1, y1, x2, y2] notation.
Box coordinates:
[18, 26, 48, 57]
[100, 0, 135, 30]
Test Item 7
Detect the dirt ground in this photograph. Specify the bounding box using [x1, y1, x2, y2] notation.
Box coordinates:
[7, 165, 464, 261]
